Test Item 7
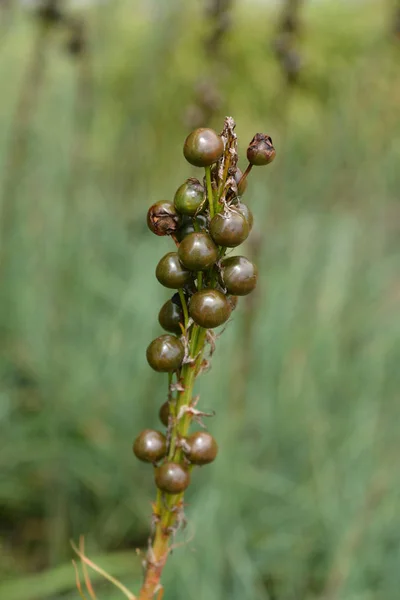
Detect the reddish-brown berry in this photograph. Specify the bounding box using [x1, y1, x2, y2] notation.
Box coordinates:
[155, 462, 191, 494]
[247, 133, 276, 166]
[133, 430, 167, 463]
[183, 432, 218, 465]
[147, 201, 181, 236]
[183, 128, 224, 167]
[146, 335, 184, 372]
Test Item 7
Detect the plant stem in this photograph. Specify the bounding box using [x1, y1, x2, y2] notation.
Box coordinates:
[205, 166, 214, 219]
[138, 327, 206, 600]
[237, 162, 253, 192]
[178, 288, 189, 329]
[192, 217, 200, 232]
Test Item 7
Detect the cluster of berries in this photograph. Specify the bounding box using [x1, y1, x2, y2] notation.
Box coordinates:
[133, 119, 275, 497]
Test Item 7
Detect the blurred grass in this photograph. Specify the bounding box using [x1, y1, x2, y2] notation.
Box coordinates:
[0, 1, 399, 599]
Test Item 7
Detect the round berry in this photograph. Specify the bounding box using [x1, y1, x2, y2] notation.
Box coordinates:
[175, 214, 208, 242]
[174, 178, 205, 216]
[210, 210, 249, 248]
[159, 401, 170, 427]
[183, 128, 224, 167]
[158, 299, 184, 335]
[133, 429, 167, 463]
[184, 432, 218, 465]
[220, 256, 258, 296]
[156, 252, 193, 289]
[146, 335, 184, 372]
[189, 289, 231, 329]
[235, 167, 248, 196]
[236, 202, 253, 231]
[147, 201, 180, 236]
[178, 232, 218, 271]
[247, 133, 276, 166]
[155, 462, 191, 494]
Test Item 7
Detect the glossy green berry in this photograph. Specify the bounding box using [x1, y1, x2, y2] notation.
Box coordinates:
[133, 429, 167, 463]
[147, 201, 180, 236]
[155, 462, 191, 494]
[175, 214, 208, 242]
[220, 256, 258, 296]
[146, 334, 184, 372]
[183, 128, 224, 167]
[159, 401, 170, 427]
[247, 133, 276, 166]
[156, 252, 193, 289]
[158, 299, 184, 334]
[183, 432, 218, 465]
[174, 178, 205, 216]
[236, 202, 254, 231]
[235, 167, 248, 196]
[210, 210, 249, 248]
[178, 232, 218, 271]
[189, 289, 231, 328]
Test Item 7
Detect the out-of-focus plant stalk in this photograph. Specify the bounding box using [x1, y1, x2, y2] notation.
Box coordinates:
[273, 0, 304, 88]
[185, 0, 233, 127]
[231, 1, 305, 413]
[0, 9, 50, 337]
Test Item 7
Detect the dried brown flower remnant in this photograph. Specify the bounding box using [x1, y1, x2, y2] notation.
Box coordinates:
[147, 201, 181, 236]
[247, 133, 276, 166]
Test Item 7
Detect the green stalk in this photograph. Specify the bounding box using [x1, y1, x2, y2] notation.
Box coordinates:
[178, 288, 189, 328]
[205, 166, 215, 218]
[138, 322, 206, 600]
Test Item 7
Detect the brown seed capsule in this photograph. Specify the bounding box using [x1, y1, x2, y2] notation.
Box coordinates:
[146, 335, 185, 372]
[159, 401, 170, 427]
[220, 256, 258, 296]
[227, 295, 239, 311]
[189, 289, 231, 329]
[183, 431, 218, 465]
[235, 167, 248, 196]
[236, 202, 254, 231]
[155, 462, 191, 494]
[133, 429, 167, 463]
[147, 201, 180, 236]
[183, 128, 224, 167]
[247, 133, 276, 166]
[158, 299, 184, 334]
[210, 210, 249, 248]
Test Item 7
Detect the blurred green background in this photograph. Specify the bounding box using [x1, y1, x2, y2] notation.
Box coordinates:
[0, 1, 399, 599]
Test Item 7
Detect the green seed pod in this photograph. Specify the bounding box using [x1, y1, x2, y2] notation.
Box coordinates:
[247, 133, 276, 166]
[175, 214, 208, 242]
[146, 334, 184, 372]
[156, 252, 193, 289]
[183, 128, 224, 167]
[183, 431, 218, 465]
[159, 401, 170, 427]
[133, 429, 167, 463]
[189, 289, 231, 329]
[236, 202, 254, 231]
[147, 201, 181, 236]
[220, 255, 258, 296]
[174, 178, 205, 216]
[158, 298, 184, 335]
[178, 232, 218, 271]
[210, 210, 249, 248]
[155, 462, 191, 494]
